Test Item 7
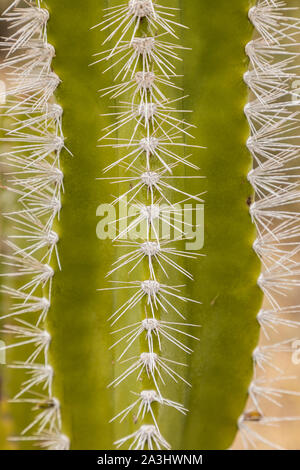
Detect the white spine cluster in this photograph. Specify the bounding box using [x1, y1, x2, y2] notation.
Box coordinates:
[97, 0, 202, 449]
[240, 0, 300, 449]
[0, 0, 69, 450]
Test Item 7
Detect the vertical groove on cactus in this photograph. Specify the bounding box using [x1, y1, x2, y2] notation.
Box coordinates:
[0, 0, 299, 451]
[238, 0, 300, 449]
[96, 0, 203, 450]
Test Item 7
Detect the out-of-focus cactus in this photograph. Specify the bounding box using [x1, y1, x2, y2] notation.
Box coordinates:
[0, 0, 299, 450]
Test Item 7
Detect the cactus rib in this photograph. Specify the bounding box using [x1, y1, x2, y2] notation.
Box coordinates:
[0, 0, 68, 449]
[0, 0, 299, 451]
[238, 0, 300, 450]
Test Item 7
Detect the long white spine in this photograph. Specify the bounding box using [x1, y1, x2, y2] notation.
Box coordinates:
[240, 0, 300, 449]
[0, 0, 69, 450]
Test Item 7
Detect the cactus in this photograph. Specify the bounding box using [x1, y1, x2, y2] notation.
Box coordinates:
[0, 0, 299, 451]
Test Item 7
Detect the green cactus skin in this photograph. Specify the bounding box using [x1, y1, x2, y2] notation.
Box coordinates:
[1, 0, 264, 450]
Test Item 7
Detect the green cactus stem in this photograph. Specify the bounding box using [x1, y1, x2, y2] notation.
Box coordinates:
[1, 0, 299, 451]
